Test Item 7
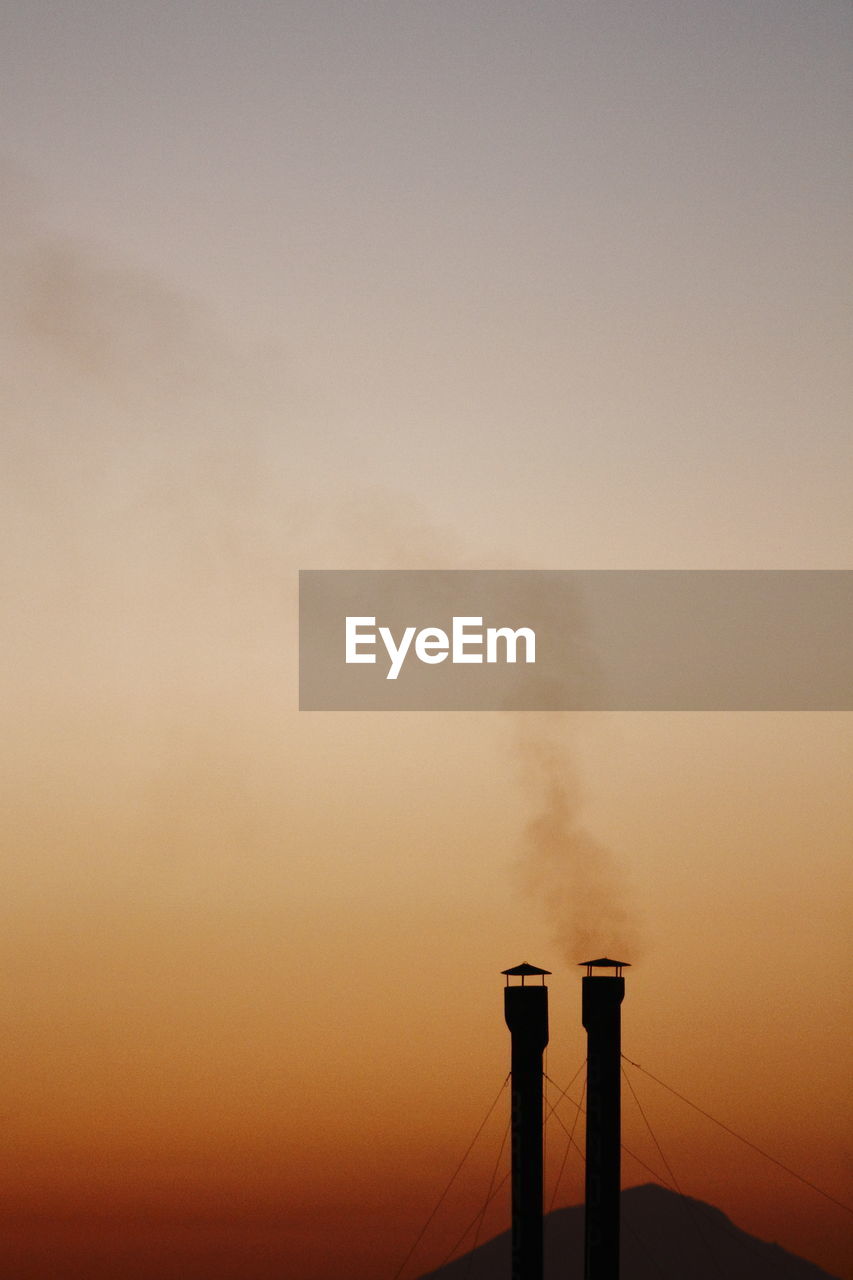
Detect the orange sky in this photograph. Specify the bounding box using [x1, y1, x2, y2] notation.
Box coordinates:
[2, 2, 852, 1277]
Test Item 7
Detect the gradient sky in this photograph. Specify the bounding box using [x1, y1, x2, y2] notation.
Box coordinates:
[1, 3, 851, 1278]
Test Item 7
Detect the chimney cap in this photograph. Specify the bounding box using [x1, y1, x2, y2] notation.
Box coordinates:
[502, 961, 551, 985]
[579, 956, 631, 976]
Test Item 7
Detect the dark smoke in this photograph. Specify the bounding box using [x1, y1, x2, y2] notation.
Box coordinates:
[514, 717, 643, 964]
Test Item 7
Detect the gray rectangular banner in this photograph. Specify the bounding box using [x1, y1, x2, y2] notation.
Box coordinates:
[298, 570, 852, 710]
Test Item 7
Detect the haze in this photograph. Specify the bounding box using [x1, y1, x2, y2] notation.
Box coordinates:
[1, 3, 850, 1277]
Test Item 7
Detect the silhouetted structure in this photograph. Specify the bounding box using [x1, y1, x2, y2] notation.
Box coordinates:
[580, 958, 629, 1280]
[503, 963, 550, 1280]
[419, 1183, 841, 1280]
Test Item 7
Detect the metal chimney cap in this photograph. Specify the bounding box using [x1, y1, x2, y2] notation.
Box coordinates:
[502, 961, 551, 985]
[579, 956, 631, 976]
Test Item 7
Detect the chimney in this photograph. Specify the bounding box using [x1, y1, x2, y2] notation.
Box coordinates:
[502, 962, 550, 1280]
[580, 957, 629, 1280]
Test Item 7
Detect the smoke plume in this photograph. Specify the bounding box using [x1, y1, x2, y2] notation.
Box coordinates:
[514, 716, 643, 964]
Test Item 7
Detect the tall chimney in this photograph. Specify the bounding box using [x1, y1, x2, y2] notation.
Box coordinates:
[502, 962, 550, 1280]
[580, 957, 629, 1280]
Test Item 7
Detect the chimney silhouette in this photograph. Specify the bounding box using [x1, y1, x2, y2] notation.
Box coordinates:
[502, 962, 550, 1280]
[580, 957, 630, 1280]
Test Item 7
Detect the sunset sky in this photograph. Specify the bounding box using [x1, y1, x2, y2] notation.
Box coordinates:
[1, 3, 851, 1277]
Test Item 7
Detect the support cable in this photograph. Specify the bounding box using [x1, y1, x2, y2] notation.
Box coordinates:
[439, 1171, 510, 1271]
[391, 1074, 510, 1280]
[622, 1055, 853, 1216]
[544, 1075, 673, 1280]
[548, 1075, 586, 1214]
[545, 1068, 586, 1268]
[463, 1119, 511, 1275]
[543, 1059, 586, 1120]
[623, 1065, 724, 1278]
[545, 1073, 674, 1190]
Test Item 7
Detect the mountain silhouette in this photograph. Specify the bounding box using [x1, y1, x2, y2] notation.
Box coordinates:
[418, 1183, 841, 1279]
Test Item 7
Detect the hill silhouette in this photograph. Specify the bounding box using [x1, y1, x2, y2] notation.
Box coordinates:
[418, 1183, 841, 1279]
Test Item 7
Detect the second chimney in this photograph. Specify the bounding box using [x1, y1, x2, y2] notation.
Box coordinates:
[580, 957, 629, 1280]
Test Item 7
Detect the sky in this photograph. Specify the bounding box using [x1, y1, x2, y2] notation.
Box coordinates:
[1, 2, 851, 1277]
